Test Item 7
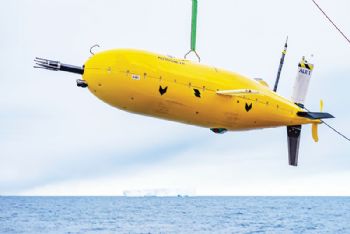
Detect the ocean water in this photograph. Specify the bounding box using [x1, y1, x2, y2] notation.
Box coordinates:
[0, 196, 349, 233]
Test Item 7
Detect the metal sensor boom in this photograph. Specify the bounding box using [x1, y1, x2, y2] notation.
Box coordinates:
[34, 57, 84, 75]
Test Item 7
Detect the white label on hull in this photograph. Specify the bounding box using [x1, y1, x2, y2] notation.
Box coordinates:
[131, 74, 141, 80]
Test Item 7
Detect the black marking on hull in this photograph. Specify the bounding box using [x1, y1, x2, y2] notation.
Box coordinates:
[159, 86, 168, 95]
[245, 103, 252, 112]
[193, 89, 201, 98]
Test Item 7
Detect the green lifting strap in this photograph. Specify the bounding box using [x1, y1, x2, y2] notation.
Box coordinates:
[191, 0, 198, 51]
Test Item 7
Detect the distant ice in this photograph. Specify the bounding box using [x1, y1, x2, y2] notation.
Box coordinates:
[122, 188, 195, 197]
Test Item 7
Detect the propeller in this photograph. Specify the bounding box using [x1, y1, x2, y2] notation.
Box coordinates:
[311, 100, 325, 142]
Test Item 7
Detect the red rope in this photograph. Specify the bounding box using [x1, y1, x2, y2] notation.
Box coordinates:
[311, 0, 350, 45]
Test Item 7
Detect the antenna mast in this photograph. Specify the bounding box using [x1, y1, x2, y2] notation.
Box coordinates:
[273, 37, 288, 92]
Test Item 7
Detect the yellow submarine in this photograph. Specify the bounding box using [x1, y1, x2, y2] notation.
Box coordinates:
[34, 48, 333, 166]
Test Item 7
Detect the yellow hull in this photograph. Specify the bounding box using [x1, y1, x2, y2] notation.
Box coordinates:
[83, 49, 316, 131]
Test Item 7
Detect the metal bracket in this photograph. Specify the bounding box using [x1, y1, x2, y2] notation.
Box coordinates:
[184, 50, 201, 62]
[90, 44, 100, 56]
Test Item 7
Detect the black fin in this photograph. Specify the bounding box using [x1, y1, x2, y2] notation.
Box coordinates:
[287, 125, 302, 166]
[297, 111, 334, 119]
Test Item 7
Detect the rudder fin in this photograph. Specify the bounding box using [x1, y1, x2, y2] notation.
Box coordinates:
[287, 125, 302, 166]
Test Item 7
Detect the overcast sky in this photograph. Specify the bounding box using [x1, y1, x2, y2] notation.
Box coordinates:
[1, 0, 349, 195]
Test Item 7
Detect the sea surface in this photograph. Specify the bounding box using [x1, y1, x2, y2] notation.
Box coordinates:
[0, 196, 349, 233]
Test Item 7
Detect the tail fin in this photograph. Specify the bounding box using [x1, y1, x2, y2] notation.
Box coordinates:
[297, 111, 334, 119]
[288, 111, 334, 166]
[287, 125, 302, 166]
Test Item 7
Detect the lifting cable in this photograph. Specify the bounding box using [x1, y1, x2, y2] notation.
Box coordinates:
[185, 0, 201, 62]
[304, 107, 350, 142]
[311, 0, 350, 45]
[320, 120, 350, 142]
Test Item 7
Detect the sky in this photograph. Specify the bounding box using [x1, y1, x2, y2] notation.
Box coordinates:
[0, 0, 349, 196]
